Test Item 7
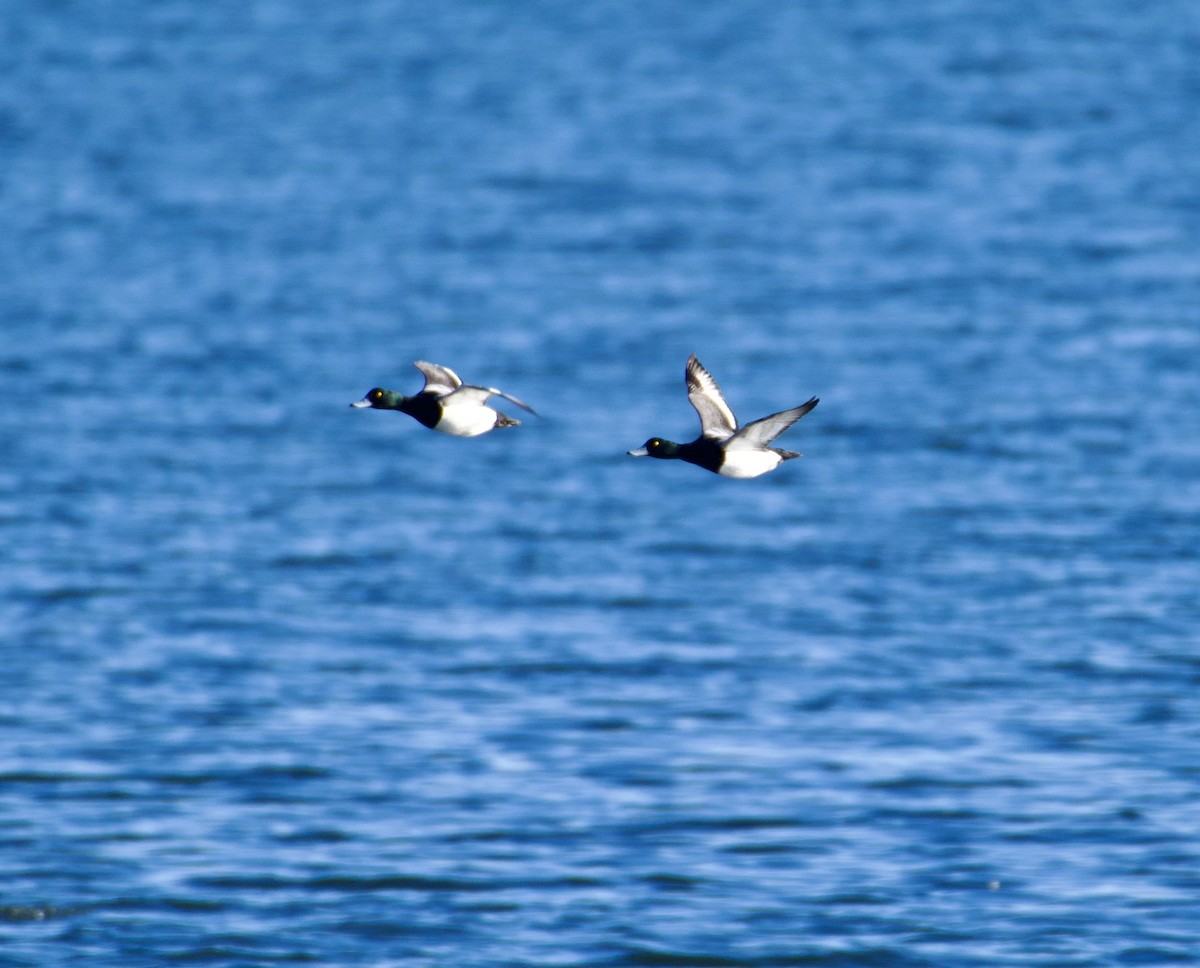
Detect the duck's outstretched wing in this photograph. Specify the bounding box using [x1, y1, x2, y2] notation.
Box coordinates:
[413, 361, 463, 396]
[442, 384, 538, 415]
[726, 397, 819, 450]
[686, 354, 737, 439]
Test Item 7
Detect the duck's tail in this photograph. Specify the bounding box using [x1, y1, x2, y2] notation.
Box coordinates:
[773, 448, 801, 461]
[495, 412, 521, 429]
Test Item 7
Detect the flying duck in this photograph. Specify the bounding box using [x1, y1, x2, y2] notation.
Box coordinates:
[351, 361, 536, 437]
[628, 355, 818, 478]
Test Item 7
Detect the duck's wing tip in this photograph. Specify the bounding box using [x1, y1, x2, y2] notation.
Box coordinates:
[442, 383, 538, 417]
[491, 388, 538, 415]
[730, 397, 819, 449]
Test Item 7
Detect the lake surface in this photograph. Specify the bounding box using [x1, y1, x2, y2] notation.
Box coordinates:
[2, 1, 1199, 965]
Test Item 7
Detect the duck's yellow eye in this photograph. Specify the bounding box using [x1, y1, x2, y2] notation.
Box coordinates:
[371, 389, 382, 400]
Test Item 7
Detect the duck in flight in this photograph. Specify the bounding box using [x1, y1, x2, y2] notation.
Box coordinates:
[628, 355, 818, 478]
[351, 361, 537, 437]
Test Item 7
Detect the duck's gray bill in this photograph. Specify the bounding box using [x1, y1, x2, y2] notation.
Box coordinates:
[350, 398, 372, 408]
[627, 447, 649, 457]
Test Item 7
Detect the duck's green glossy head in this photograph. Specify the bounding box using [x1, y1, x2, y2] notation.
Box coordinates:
[627, 437, 681, 459]
[351, 387, 404, 410]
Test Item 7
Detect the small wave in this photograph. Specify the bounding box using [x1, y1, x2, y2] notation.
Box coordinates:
[611, 946, 930, 967]
[191, 873, 606, 893]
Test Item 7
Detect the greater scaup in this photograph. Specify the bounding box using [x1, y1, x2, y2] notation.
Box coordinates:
[628, 355, 818, 478]
[351, 361, 536, 437]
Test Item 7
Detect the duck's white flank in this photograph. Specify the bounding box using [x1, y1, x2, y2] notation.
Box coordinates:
[716, 450, 786, 479]
[434, 401, 505, 437]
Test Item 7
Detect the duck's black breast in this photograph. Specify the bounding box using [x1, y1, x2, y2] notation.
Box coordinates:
[677, 437, 726, 475]
[400, 392, 443, 429]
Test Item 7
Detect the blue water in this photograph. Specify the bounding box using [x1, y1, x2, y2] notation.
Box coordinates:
[3, 1, 1199, 965]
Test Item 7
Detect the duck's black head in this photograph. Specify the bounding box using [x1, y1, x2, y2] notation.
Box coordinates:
[351, 387, 404, 410]
[627, 437, 682, 459]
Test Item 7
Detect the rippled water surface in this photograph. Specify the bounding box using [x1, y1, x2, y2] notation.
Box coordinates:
[3, 2, 1199, 965]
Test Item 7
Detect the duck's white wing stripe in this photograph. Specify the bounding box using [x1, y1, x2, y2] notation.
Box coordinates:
[413, 362, 536, 414]
[726, 397, 819, 450]
[413, 360, 462, 395]
[686, 354, 737, 438]
[441, 384, 538, 415]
